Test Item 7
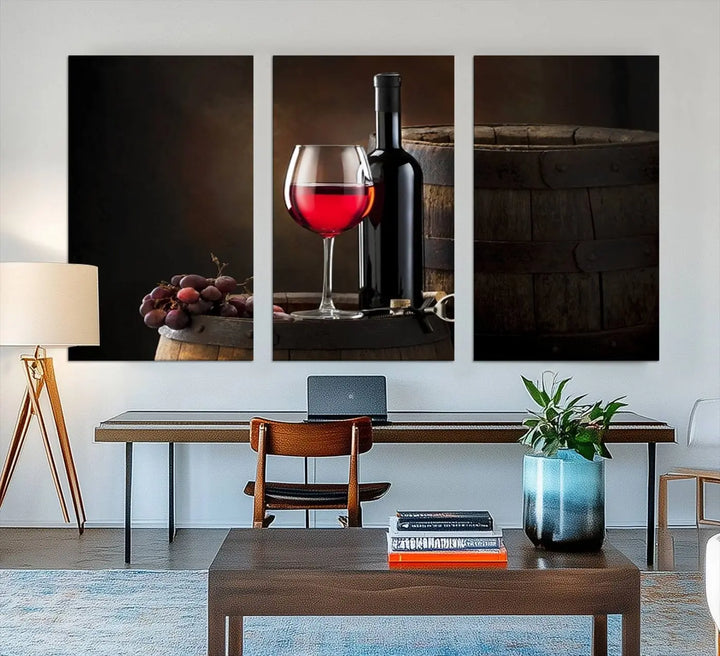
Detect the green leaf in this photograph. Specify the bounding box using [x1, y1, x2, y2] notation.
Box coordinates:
[575, 442, 596, 461]
[604, 399, 627, 418]
[522, 376, 547, 408]
[588, 403, 603, 421]
[566, 394, 587, 409]
[552, 377, 571, 404]
[575, 428, 597, 443]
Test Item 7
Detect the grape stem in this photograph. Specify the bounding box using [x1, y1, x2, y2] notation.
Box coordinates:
[211, 252, 229, 276]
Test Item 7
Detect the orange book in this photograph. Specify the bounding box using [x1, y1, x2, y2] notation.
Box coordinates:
[388, 560, 507, 570]
[388, 545, 508, 564]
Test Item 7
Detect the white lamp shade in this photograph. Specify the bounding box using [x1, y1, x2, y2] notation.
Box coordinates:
[0, 262, 100, 347]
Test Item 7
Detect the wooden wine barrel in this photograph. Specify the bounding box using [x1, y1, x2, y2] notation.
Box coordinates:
[400, 126, 455, 297]
[155, 315, 253, 361]
[273, 312, 453, 361]
[155, 293, 453, 361]
[402, 124, 659, 360]
[472, 124, 659, 360]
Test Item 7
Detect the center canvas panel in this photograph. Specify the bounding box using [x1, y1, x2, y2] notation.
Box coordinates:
[272, 56, 454, 361]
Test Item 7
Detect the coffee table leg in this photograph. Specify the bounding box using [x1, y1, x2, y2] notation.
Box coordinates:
[622, 605, 641, 656]
[592, 615, 607, 656]
[207, 611, 226, 656]
[228, 616, 243, 655]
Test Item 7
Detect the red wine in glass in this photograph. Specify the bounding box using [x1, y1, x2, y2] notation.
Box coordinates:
[287, 183, 374, 238]
[283, 145, 374, 320]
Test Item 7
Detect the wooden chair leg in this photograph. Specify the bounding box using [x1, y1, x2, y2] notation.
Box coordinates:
[658, 474, 669, 528]
[252, 423, 268, 528]
[697, 476, 704, 527]
[347, 423, 360, 527]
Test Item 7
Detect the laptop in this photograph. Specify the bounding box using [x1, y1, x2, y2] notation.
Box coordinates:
[306, 375, 388, 425]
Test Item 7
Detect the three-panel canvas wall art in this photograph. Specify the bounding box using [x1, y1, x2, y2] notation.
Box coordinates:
[69, 55, 658, 362]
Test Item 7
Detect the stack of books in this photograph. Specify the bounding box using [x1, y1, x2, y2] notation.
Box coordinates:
[387, 510, 507, 567]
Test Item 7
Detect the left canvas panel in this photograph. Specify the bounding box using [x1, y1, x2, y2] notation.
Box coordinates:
[69, 56, 254, 361]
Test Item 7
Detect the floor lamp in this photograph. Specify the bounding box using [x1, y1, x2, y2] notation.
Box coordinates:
[0, 262, 99, 533]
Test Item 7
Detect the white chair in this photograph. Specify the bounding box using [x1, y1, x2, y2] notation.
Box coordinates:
[659, 398, 720, 528]
[707, 533, 720, 655]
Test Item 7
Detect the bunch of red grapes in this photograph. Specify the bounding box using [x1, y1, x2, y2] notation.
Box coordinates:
[139, 272, 253, 330]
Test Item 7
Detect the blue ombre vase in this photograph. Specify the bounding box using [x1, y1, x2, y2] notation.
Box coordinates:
[522, 449, 606, 551]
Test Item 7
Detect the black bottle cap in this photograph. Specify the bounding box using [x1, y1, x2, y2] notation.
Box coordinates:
[374, 73, 401, 112]
[374, 73, 401, 88]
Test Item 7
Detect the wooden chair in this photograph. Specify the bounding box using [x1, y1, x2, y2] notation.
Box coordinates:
[243, 417, 390, 528]
[658, 398, 720, 529]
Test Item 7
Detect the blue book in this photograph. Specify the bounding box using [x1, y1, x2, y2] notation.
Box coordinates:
[395, 510, 493, 531]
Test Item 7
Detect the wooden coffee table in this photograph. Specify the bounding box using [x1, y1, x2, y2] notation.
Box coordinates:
[208, 528, 640, 656]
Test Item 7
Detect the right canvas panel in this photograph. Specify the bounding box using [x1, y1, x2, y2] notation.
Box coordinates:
[473, 56, 659, 361]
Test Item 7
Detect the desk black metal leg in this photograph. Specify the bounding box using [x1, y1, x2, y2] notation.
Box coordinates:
[125, 442, 133, 564]
[647, 442, 656, 566]
[169, 442, 175, 542]
[304, 456, 310, 529]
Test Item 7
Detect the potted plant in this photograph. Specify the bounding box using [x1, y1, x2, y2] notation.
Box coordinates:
[519, 372, 626, 551]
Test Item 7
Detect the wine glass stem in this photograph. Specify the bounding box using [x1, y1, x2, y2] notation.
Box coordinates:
[319, 236, 336, 312]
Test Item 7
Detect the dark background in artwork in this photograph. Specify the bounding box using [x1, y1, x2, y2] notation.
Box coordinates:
[273, 56, 454, 296]
[474, 56, 658, 131]
[472, 56, 659, 361]
[69, 56, 253, 361]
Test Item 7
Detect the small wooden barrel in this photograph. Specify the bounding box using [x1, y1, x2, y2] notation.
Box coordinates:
[155, 316, 253, 361]
[402, 126, 455, 297]
[472, 124, 659, 360]
[155, 293, 453, 361]
[272, 312, 453, 361]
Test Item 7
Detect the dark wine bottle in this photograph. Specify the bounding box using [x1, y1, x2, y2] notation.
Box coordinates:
[359, 73, 424, 309]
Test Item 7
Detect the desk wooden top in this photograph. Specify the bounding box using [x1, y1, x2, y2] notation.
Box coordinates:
[95, 410, 675, 444]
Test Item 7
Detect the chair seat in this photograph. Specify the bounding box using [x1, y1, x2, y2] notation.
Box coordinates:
[244, 481, 390, 508]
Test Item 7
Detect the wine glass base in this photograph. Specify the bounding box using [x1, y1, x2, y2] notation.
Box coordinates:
[290, 308, 363, 320]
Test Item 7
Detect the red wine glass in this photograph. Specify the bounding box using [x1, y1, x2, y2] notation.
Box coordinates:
[284, 144, 374, 319]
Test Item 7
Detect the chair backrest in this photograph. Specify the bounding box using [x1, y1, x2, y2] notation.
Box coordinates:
[249, 417, 373, 457]
[687, 398, 720, 447]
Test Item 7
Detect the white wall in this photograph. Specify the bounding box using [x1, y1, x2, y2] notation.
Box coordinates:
[1, 0, 718, 530]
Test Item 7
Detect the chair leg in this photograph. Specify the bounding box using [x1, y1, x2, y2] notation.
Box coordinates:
[658, 474, 669, 528]
[697, 477, 703, 526]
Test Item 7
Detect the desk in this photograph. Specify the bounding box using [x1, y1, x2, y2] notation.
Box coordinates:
[95, 411, 674, 564]
[207, 528, 641, 656]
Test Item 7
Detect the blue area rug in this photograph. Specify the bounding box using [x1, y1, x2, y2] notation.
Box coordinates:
[0, 569, 713, 655]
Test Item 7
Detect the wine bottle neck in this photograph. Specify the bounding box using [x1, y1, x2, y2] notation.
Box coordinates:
[375, 111, 401, 149]
[375, 82, 401, 149]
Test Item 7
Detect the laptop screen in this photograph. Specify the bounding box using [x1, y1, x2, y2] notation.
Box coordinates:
[306, 375, 387, 423]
